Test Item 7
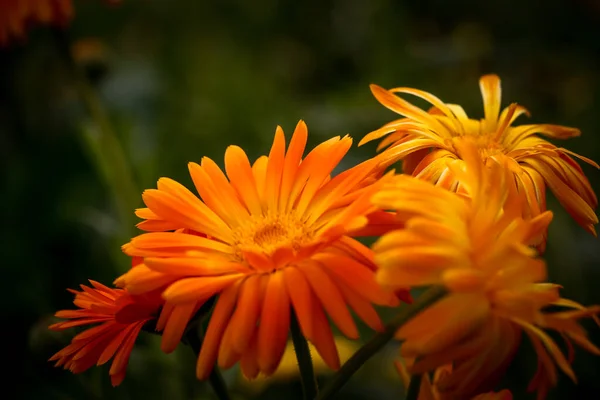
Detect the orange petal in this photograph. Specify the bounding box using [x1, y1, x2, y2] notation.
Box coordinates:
[329, 237, 376, 270]
[317, 253, 397, 306]
[144, 257, 244, 276]
[265, 126, 286, 210]
[284, 267, 315, 339]
[369, 84, 451, 136]
[379, 138, 447, 168]
[153, 178, 231, 240]
[161, 302, 198, 353]
[307, 157, 380, 225]
[114, 264, 173, 295]
[156, 302, 174, 331]
[279, 120, 308, 213]
[307, 289, 340, 370]
[201, 156, 251, 214]
[285, 136, 342, 213]
[300, 262, 358, 339]
[517, 319, 576, 382]
[188, 161, 248, 227]
[389, 86, 464, 134]
[217, 318, 242, 369]
[257, 271, 291, 374]
[240, 332, 260, 379]
[127, 232, 233, 256]
[295, 136, 353, 217]
[196, 282, 240, 380]
[224, 145, 263, 215]
[479, 74, 501, 130]
[252, 156, 269, 207]
[163, 274, 243, 304]
[399, 293, 489, 356]
[359, 120, 420, 147]
[523, 158, 598, 234]
[97, 323, 139, 366]
[109, 323, 144, 383]
[332, 276, 384, 332]
[229, 275, 265, 354]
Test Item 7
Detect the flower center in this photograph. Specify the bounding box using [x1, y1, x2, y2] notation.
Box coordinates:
[232, 212, 314, 261]
[452, 134, 504, 159]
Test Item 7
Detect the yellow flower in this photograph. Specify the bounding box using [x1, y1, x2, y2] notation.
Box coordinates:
[361, 74, 598, 244]
[371, 141, 600, 399]
[115, 121, 404, 380]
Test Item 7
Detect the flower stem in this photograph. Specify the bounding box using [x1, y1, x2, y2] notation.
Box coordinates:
[185, 322, 232, 400]
[405, 373, 422, 400]
[290, 309, 318, 400]
[207, 365, 231, 400]
[316, 286, 447, 400]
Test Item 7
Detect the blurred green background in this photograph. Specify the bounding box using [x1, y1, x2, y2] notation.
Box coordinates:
[1, 0, 599, 399]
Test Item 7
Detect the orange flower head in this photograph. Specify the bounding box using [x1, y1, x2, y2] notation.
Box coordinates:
[372, 141, 600, 399]
[49, 279, 163, 386]
[0, 0, 73, 45]
[361, 74, 598, 243]
[115, 120, 404, 380]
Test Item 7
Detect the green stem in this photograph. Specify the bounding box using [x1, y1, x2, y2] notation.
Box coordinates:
[185, 323, 232, 400]
[290, 309, 318, 400]
[405, 373, 422, 400]
[52, 28, 139, 271]
[316, 286, 447, 400]
[207, 364, 231, 400]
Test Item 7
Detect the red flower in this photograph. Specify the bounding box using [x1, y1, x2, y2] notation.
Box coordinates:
[49, 280, 163, 386]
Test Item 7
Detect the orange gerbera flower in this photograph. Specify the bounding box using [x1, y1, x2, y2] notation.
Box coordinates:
[49, 278, 163, 386]
[361, 74, 598, 243]
[371, 142, 600, 399]
[115, 120, 403, 380]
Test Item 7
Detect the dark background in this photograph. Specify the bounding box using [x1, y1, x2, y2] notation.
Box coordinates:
[1, 0, 599, 398]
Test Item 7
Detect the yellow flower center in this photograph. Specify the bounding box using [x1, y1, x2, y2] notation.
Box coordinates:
[452, 131, 504, 159]
[231, 212, 314, 260]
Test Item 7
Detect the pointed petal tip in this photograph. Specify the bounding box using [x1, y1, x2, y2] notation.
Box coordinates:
[369, 83, 387, 96]
[188, 161, 201, 170]
[293, 119, 308, 137]
[160, 339, 178, 354]
[225, 144, 244, 154]
[196, 361, 213, 381]
[113, 276, 126, 288]
[358, 133, 375, 147]
[141, 188, 159, 200]
[48, 322, 61, 331]
[566, 127, 581, 137]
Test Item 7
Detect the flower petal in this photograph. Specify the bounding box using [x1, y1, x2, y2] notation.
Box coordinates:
[257, 271, 290, 374]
